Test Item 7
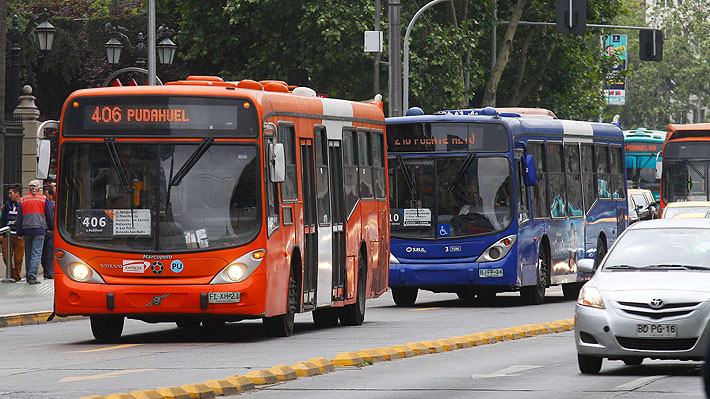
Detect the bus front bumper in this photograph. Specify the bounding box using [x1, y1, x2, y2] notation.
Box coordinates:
[388, 255, 518, 288]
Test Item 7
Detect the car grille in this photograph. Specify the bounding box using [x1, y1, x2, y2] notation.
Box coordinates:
[616, 301, 701, 320]
[615, 336, 698, 351]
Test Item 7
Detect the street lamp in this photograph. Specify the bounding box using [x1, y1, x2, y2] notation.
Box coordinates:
[104, 23, 176, 68]
[6, 9, 57, 108]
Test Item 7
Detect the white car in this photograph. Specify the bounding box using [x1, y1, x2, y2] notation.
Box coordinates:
[575, 219, 710, 374]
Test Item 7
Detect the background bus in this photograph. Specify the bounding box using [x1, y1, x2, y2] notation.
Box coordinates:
[48, 76, 389, 340]
[623, 127, 666, 201]
[660, 123, 710, 207]
[387, 107, 626, 306]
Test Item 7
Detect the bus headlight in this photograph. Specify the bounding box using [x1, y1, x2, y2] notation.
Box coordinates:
[476, 235, 516, 262]
[211, 249, 265, 284]
[55, 248, 106, 284]
[70, 263, 92, 281]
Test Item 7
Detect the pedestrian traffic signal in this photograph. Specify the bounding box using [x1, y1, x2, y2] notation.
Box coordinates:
[556, 0, 586, 35]
[639, 29, 663, 61]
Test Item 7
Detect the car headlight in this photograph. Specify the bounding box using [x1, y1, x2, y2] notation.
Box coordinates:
[55, 249, 105, 284]
[211, 249, 265, 284]
[578, 285, 605, 309]
[476, 235, 516, 262]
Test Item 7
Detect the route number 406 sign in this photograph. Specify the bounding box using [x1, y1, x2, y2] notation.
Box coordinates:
[76, 209, 151, 238]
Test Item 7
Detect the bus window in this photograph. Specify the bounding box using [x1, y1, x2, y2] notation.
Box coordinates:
[595, 144, 611, 199]
[515, 151, 529, 224]
[278, 123, 298, 202]
[565, 144, 583, 217]
[547, 142, 566, 218]
[610, 145, 625, 199]
[265, 137, 280, 236]
[358, 129, 374, 199]
[315, 126, 330, 225]
[343, 128, 359, 215]
[528, 142, 548, 219]
[582, 143, 595, 212]
[373, 130, 386, 199]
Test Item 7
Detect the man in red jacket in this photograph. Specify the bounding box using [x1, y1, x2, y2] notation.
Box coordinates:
[18, 180, 53, 285]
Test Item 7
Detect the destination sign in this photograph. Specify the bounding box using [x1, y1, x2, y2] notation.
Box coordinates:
[625, 143, 662, 153]
[63, 96, 258, 137]
[387, 122, 509, 153]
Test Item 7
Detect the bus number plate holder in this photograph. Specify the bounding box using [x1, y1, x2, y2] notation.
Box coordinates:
[209, 292, 241, 304]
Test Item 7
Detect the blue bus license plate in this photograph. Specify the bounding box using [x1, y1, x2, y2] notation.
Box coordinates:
[479, 268, 503, 278]
[209, 292, 241, 304]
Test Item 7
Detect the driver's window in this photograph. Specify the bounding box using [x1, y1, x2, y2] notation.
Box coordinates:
[515, 152, 529, 224]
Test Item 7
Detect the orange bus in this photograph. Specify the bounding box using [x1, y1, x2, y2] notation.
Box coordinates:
[47, 76, 389, 340]
[659, 123, 710, 208]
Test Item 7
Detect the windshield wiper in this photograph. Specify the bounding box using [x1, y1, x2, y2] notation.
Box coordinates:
[643, 264, 709, 270]
[104, 138, 132, 194]
[447, 153, 475, 191]
[396, 154, 418, 207]
[169, 138, 214, 187]
[605, 264, 638, 270]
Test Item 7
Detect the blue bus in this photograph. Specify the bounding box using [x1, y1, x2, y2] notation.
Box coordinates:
[387, 107, 627, 305]
[623, 128, 666, 201]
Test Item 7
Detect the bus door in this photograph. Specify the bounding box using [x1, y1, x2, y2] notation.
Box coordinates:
[314, 127, 334, 307]
[329, 140, 346, 301]
[300, 139, 318, 310]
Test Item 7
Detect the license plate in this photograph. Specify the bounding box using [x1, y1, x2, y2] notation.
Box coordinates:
[208, 292, 241, 304]
[636, 323, 677, 338]
[479, 268, 503, 278]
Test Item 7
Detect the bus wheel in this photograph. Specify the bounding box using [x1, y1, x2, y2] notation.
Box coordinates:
[593, 238, 607, 271]
[521, 248, 548, 305]
[263, 270, 297, 337]
[312, 308, 340, 328]
[562, 282, 584, 300]
[90, 315, 124, 341]
[340, 255, 366, 326]
[392, 287, 418, 306]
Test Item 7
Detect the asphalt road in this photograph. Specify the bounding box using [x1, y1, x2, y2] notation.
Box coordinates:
[0, 287, 704, 398]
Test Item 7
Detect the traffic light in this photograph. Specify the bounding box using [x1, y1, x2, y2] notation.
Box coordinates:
[639, 29, 663, 61]
[556, 0, 586, 34]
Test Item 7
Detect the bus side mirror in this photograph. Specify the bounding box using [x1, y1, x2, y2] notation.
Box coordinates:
[36, 140, 51, 179]
[270, 143, 286, 183]
[655, 152, 662, 180]
[523, 155, 537, 186]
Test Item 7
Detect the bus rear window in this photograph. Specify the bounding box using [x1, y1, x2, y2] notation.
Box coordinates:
[62, 95, 258, 138]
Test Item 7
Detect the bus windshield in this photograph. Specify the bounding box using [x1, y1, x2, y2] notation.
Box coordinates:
[58, 142, 261, 252]
[389, 155, 513, 239]
[663, 159, 710, 203]
[626, 154, 659, 193]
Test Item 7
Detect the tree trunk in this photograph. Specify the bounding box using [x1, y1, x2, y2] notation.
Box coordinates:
[482, 0, 529, 107]
[510, 26, 536, 105]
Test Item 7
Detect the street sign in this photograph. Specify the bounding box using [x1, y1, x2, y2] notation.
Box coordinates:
[604, 34, 627, 106]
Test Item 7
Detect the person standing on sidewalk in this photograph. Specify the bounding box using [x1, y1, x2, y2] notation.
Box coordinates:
[0, 184, 25, 281]
[41, 186, 55, 279]
[18, 180, 53, 285]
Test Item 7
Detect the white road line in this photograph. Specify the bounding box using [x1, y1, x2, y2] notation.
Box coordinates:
[613, 375, 668, 391]
[472, 365, 542, 380]
[59, 369, 154, 383]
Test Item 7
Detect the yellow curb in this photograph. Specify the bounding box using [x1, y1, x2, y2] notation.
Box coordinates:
[244, 369, 278, 385]
[525, 324, 551, 335]
[502, 327, 525, 339]
[268, 365, 298, 381]
[421, 340, 445, 353]
[357, 349, 387, 363]
[203, 379, 239, 396]
[156, 386, 191, 399]
[452, 336, 473, 349]
[291, 361, 322, 377]
[308, 357, 335, 373]
[404, 342, 429, 355]
[377, 346, 402, 360]
[435, 338, 457, 351]
[105, 394, 134, 399]
[180, 383, 214, 398]
[479, 331, 502, 343]
[0, 311, 85, 328]
[546, 321, 570, 333]
[332, 352, 366, 367]
[461, 333, 486, 346]
[389, 345, 415, 358]
[129, 390, 164, 399]
[224, 376, 255, 393]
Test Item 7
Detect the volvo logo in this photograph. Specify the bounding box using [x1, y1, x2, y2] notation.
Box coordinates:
[145, 294, 170, 307]
[649, 298, 664, 309]
[405, 247, 427, 253]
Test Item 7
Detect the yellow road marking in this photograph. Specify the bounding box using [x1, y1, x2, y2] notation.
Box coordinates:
[409, 307, 441, 312]
[76, 344, 141, 353]
[59, 369, 153, 383]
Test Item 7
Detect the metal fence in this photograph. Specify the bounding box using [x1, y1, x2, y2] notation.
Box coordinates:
[3, 116, 24, 198]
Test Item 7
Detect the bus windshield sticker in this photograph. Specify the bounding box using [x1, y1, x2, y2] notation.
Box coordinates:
[402, 208, 432, 227]
[76, 209, 151, 238]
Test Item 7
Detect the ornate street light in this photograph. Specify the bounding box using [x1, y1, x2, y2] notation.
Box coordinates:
[157, 37, 176, 65]
[104, 23, 176, 67]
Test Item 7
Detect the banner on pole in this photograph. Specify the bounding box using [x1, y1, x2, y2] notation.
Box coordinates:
[604, 34, 627, 106]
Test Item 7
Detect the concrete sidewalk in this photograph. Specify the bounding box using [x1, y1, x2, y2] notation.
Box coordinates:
[0, 277, 55, 319]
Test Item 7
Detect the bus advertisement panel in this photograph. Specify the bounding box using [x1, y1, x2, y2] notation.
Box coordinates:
[387, 108, 626, 306]
[49, 77, 389, 340]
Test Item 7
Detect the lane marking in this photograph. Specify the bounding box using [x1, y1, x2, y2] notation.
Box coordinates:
[76, 344, 141, 353]
[59, 369, 153, 383]
[613, 375, 668, 390]
[472, 364, 542, 380]
[409, 307, 441, 312]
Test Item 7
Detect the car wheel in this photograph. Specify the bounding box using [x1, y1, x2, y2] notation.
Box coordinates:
[578, 354, 602, 374]
[622, 357, 643, 366]
[90, 315, 124, 341]
[392, 287, 418, 306]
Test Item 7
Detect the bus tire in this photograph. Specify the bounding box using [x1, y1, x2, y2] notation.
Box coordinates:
[90, 315, 124, 341]
[593, 237, 607, 271]
[392, 287, 418, 306]
[340, 254, 366, 326]
[562, 282, 584, 300]
[263, 269, 297, 337]
[312, 308, 340, 328]
[521, 247, 548, 305]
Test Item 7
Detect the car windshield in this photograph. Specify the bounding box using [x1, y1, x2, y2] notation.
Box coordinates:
[58, 142, 261, 252]
[603, 228, 710, 270]
[663, 206, 710, 219]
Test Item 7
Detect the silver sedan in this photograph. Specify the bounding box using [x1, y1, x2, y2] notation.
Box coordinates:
[574, 219, 710, 374]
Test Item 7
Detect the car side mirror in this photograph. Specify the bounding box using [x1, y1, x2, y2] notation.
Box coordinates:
[577, 258, 596, 274]
[523, 155, 537, 186]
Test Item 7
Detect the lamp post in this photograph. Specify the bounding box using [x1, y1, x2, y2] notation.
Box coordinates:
[104, 22, 176, 85]
[7, 9, 56, 109]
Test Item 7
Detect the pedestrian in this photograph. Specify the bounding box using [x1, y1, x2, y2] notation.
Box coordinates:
[0, 184, 25, 281]
[18, 180, 53, 285]
[41, 186, 55, 279]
